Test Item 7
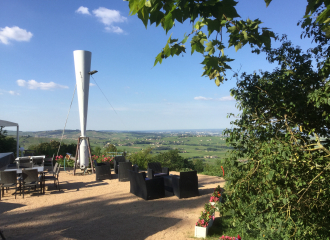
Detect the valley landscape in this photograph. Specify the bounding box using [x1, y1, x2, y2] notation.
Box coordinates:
[8, 129, 230, 165]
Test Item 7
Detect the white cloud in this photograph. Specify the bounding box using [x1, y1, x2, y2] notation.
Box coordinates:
[92, 7, 127, 34]
[194, 96, 235, 101]
[76, 6, 90, 15]
[0, 26, 33, 44]
[219, 96, 235, 101]
[16, 79, 69, 90]
[105, 26, 124, 34]
[194, 96, 212, 101]
[90, 83, 95, 86]
[9, 91, 20, 95]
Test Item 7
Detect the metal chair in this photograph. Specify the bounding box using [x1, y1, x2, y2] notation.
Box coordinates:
[0, 171, 18, 200]
[21, 169, 41, 198]
[44, 155, 54, 171]
[44, 164, 60, 191]
[17, 157, 32, 169]
[32, 156, 45, 167]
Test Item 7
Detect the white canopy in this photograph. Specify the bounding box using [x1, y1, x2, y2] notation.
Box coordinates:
[0, 119, 19, 157]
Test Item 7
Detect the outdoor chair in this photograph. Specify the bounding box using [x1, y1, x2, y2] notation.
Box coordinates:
[114, 156, 128, 174]
[44, 155, 54, 171]
[44, 164, 61, 191]
[17, 157, 33, 169]
[0, 171, 18, 200]
[147, 162, 169, 179]
[24, 150, 34, 156]
[129, 170, 165, 200]
[132, 164, 139, 173]
[118, 162, 132, 182]
[21, 169, 42, 198]
[32, 156, 45, 167]
[94, 160, 111, 181]
[172, 171, 199, 199]
[44, 157, 55, 172]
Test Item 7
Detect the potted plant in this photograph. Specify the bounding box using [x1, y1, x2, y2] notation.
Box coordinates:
[195, 203, 216, 238]
[210, 185, 223, 208]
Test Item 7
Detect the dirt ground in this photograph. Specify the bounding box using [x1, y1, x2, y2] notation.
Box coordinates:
[0, 169, 225, 240]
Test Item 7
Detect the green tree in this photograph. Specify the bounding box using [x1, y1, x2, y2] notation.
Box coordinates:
[125, 0, 276, 86]
[222, 39, 330, 239]
[128, 147, 153, 169]
[0, 127, 17, 155]
[103, 144, 117, 154]
[152, 149, 192, 171]
[29, 141, 76, 157]
[92, 146, 102, 156]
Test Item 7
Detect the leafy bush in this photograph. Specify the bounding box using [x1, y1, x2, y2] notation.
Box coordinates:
[128, 147, 153, 169]
[192, 159, 205, 173]
[29, 140, 76, 157]
[152, 149, 192, 171]
[222, 41, 330, 239]
[0, 127, 17, 156]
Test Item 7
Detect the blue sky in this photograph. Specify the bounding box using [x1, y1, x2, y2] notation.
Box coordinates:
[0, 0, 313, 131]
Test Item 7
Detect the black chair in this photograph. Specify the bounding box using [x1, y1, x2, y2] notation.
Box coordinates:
[45, 162, 58, 175]
[94, 160, 111, 181]
[129, 170, 165, 200]
[44, 156, 53, 171]
[118, 162, 132, 182]
[44, 164, 61, 191]
[24, 150, 34, 156]
[132, 164, 139, 172]
[18, 157, 32, 169]
[32, 156, 45, 167]
[172, 171, 199, 199]
[0, 171, 18, 200]
[21, 169, 41, 198]
[114, 156, 127, 174]
[147, 162, 169, 179]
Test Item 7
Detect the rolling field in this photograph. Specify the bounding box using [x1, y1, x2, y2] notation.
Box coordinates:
[9, 130, 231, 165]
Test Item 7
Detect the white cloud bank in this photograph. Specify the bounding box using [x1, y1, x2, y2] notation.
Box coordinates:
[90, 83, 95, 86]
[0, 26, 33, 44]
[17, 79, 69, 90]
[76, 6, 90, 15]
[194, 96, 235, 101]
[76, 6, 127, 34]
[9, 91, 20, 95]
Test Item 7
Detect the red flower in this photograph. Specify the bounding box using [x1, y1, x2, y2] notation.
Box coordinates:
[237, 234, 241, 240]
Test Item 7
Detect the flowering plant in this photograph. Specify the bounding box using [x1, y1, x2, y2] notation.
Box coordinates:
[196, 203, 216, 227]
[219, 235, 241, 240]
[55, 155, 64, 161]
[92, 155, 114, 164]
[210, 185, 222, 202]
[55, 154, 75, 167]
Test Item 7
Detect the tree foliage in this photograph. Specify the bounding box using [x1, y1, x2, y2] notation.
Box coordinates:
[0, 127, 16, 155]
[222, 39, 330, 239]
[125, 0, 275, 86]
[29, 141, 77, 157]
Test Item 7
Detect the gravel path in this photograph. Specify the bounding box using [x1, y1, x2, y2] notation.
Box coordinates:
[0, 170, 224, 240]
